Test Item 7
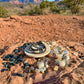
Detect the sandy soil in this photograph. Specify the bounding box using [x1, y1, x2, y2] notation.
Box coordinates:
[0, 14, 84, 84]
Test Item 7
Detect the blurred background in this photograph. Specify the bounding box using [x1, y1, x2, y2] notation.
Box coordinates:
[0, 0, 84, 17]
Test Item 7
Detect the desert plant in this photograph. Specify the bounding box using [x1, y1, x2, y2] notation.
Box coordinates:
[58, 0, 84, 14]
[24, 6, 43, 15]
[70, 5, 80, 14]
[40, 0, 56, 9]
[49, 1, 56, 7]
[22, 1, 60, 15]
[40, 0, 48, 9]
[50, 6, 60, 14]
[34, 6, 43, 15]
[0, 6, 9, 18]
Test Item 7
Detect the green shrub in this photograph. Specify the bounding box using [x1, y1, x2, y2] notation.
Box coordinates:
[23, 6, 43, 15]
[50, 6, 60, 14]
[28, 6, 43, 15]
[40, 0, 49, 9]
[0, 6, 9, 18]
[49, 1, 56, 7]
[70, 5, 80, 14]
[58, 0, 84, 14]
[40, 0, 56, 9]
[42, 8, 50, 15]
[22, 1, 61, 15]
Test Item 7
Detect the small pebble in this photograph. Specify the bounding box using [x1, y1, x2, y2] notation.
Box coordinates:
[50, 50, 54, 54]
[61, 47, 65, 51]
[37, 61, 44, 69]
[10, 61, 15, 65]
[59, 60, 66, 67]
[35, 69, 40, 73]
[30, 66, 34, 70]
[26, 69, 31, 73]
[54, 48, 58, 52]
[14, 49, 20, 53]
[56, 46, 62, 51]
[23, 62, 30, 69]
[54, 53, 58, 58]
[45, 64, 48, 68]
[23, 65, 28, 69]
[19, 46, 24, 49]
[45, 57, 50, 62]
[43, 67, 46, 71]
[73, 52, 78, 56]
[53, 66, 58, 71]
[3, 62, 8, 67]
[66, 60, 70, 65]
[55, 54, 63, 59]
[55, 59, 61, 65]
[63, 55, 70, 60]
[63, 50, 69, 55]
[24, 61, 27, 63]
[1, 69, 5, 72]
[5, 55, 10, 58]
[52, 41, 57, 46]
[13, 73, 24, 77]
[40, 67, 46, 73]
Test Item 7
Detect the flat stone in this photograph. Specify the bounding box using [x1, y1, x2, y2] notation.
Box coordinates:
[59, 60, 66, 67]
[24, 41, 51, 58]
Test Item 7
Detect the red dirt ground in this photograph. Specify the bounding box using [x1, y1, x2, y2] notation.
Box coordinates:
[0, 14, 84, 84]
[0, 14, 84, 48]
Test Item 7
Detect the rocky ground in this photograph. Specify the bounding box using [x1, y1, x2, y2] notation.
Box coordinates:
[0, 14, 84, 84]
